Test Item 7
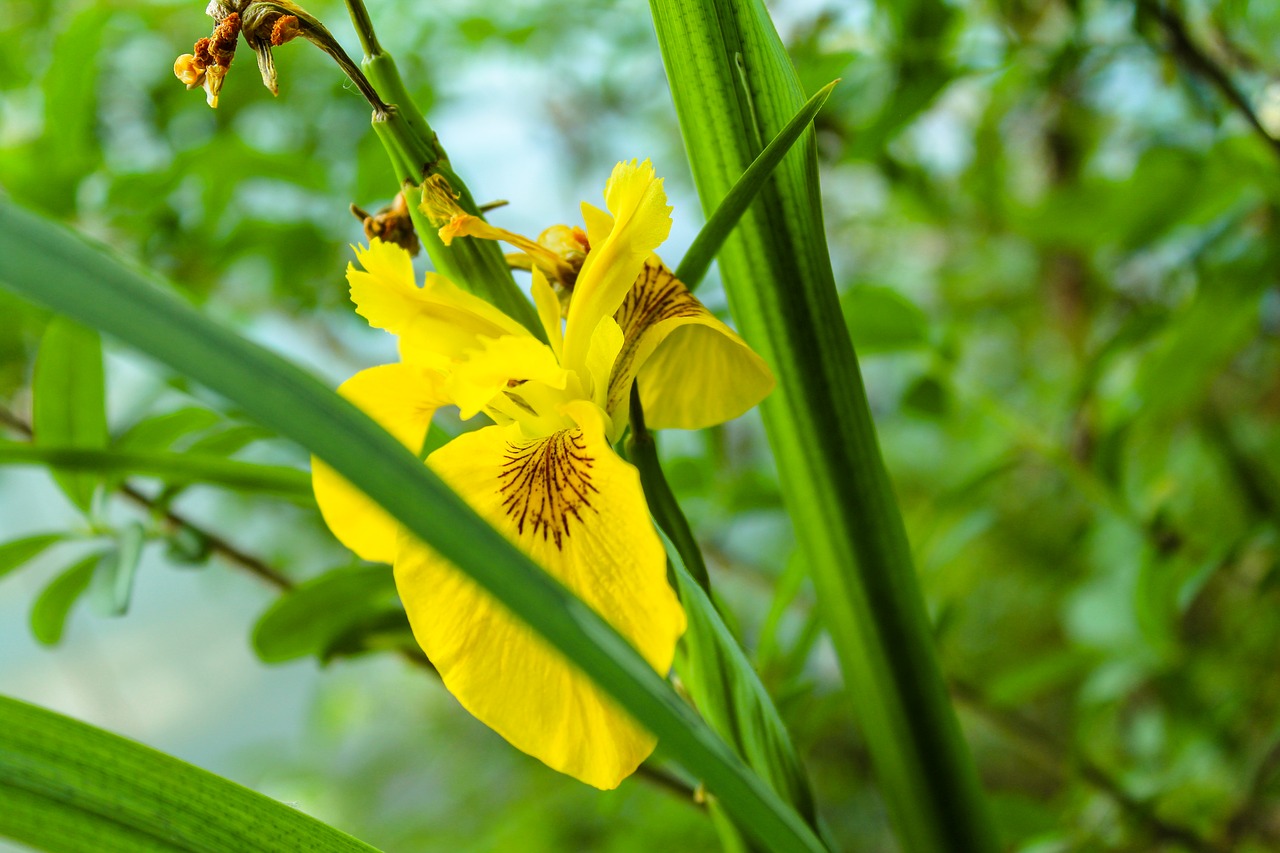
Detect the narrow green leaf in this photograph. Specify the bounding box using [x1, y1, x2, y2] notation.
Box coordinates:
[30, 552, 99, 646]
[183, 423, 274, 456]
[114, 406, 222, 452]
[33, 317, 109, 512]
[676, 80, 838, 291]
[0, 694, 381, 852]
[0, 202, 826, 853]
[0, 443, 312, 501]
[649, 0, 996, 849]
[0, 533, 64, 583]
[668, 536, 817, 826]
[252, 565, 399, 663]
[90, 522, 145, 617]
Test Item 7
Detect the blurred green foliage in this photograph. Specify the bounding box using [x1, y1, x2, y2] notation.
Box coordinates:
[3, 0, 1280, 850]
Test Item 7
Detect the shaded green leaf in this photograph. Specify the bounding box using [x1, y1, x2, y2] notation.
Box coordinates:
[30, 552, 100, 646]
[252, 565, 399, 663]
[33, 318, 109, 512]
[0, 694, 381, 852]
[842, 284, 930, 353]
[90, 522, 145, 618]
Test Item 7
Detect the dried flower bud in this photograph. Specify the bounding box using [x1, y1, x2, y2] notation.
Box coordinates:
[351, 193, 421, 257]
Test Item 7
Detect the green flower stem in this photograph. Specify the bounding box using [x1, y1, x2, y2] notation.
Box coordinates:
[625, 383, 712, 595]
[343, 0, 542, 337]
[648, 0, 998, 849]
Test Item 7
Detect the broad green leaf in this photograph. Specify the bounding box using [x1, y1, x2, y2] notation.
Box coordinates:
[89, 522, 145, 618]
[0, 694, 380, 852]
[0, 443, 312, 502]
[841, 285, 931, 354]
[113, 407, 222, 452]
[252, 565, 400, 663]
[668, 537, 817, 826]
[0, 201, 825, 853]
[0, 533, 64, 584]
[30, 552, 99, 646]
[33, 318, 109, 513]
[648, 0, 996, 848]
[676, 80, 838, 290]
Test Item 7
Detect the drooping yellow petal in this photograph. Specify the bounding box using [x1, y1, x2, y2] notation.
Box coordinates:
[606, 261, 775, 431]
[394, 402, 685, 789]
[312, 363, 446, 563]
[346, 239, 528, 368]
[561, 160, 672, 378]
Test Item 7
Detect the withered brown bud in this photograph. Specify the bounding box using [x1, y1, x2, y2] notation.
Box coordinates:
[351, 193, 421, 257]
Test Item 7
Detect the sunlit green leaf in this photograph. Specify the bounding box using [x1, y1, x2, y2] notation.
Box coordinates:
[0, 694, 381, 852]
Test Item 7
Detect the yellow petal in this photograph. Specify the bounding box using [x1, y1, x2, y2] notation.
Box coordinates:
[446, 334, 573, 430]
[606, 262, 775, 431]
[561, 160, 672, 377]
[312, 364, 446, 563]
[530, 268, 565, 360]
[346, 239, 529, 366]
[395, 405, 685, 789]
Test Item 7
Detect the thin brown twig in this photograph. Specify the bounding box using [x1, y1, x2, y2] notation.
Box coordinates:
[1136, 0, 1280, 160]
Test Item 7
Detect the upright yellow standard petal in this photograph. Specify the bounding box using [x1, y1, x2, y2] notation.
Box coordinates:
[560, 160, 672, 376]
[606, 261, 775, 431]
[312, 363, 445, 564]
[347, 239, 528, 367]
[395, 403, 686, 789]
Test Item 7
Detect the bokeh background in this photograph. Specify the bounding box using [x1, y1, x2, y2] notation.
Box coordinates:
[3, 0, 1280, 850]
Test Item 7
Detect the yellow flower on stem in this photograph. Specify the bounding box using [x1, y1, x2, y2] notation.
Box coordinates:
[313, 160, 773, 789]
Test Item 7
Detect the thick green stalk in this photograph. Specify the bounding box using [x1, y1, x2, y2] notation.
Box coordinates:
[626, 384, 712, 594]
[344, 0, 541, 336]
[648, 1, 997, 849]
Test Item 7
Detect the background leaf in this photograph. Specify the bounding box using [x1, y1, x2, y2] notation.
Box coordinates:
[30, 551, 100, 647]
[33, 318, 109, 513]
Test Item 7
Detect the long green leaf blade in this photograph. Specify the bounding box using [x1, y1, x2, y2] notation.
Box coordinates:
[33, 317, 108, 512]
[0, 444, 313, 501]
[0, 694, 380, 852]
[676, 79, 838, 290]
[648, 0, 997, 849]
[668, 538, 816, 825]
[0, 201, 825, 853]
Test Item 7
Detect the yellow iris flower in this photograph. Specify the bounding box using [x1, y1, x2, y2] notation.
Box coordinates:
[312, 160, 774, 789]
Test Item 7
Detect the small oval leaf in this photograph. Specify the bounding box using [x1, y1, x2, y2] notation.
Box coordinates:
[30, 552, 100, 646]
